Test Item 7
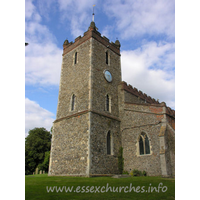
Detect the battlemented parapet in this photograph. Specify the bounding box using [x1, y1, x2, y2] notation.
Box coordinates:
[63, 22, 120, 56]
[120, 81, 175, 118]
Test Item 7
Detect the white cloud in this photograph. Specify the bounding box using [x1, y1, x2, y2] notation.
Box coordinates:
[25, 43, 62, 85]
[25, 0, 41, 22]
[25, 0, 62, 86]
[58, 0, 98, 38]
[103, 0, 175, 39]
[25, 98, 55, 137]
[121, 41, 175, 108]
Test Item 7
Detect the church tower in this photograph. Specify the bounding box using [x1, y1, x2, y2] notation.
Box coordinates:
[49, 22, 122, 176]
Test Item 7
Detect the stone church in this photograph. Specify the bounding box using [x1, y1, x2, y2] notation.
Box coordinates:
[48, 21, 175, 177]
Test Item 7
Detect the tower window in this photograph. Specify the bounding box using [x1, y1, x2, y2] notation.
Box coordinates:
[106, 51, 108, 64]
[71, 94, 75, 111]
[107, 131, 111, 155]
[105, 51, 110, 65]
[106, 94, 109, 111]
[74, 52, 78, 64]
[105, 94, 111, 112]
[138, 132, 150, 155]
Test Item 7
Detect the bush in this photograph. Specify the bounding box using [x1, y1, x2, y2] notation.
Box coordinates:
[122, 170, 129, 175]
[130, 169, 147, 177]
[142, 170, 147, 176]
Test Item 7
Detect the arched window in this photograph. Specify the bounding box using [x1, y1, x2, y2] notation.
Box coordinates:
[71, 94, 75, 111]
[105, 94, 111, 112]
[74, 52, 78, 64]
[107, 131, 111, 155]
[106, 51, 108, 64]
[139, 136, 144, 155]
[145, 136, 150, 154]
[106, 94, 109, 111]
[139, 132, 150, 155]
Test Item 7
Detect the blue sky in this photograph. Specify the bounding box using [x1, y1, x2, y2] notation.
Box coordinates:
[25, 0, 175, 137]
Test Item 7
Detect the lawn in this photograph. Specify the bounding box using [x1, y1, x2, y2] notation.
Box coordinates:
[25, 174, 175, 200]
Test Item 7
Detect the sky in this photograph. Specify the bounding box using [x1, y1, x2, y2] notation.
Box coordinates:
[25, 0, 175, 137]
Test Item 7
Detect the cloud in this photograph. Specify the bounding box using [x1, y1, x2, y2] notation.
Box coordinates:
[25, 43, 62, 85]
[121, 41, 175, 108]
[25, 0, 62, 86]
[25, 0, 41, 22]
[25, 98, 55, 137]
[103, 0, 175, 39]
[58, 0, 98, 38]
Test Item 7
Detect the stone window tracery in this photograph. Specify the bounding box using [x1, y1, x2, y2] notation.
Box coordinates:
[139, 132, 150, 155]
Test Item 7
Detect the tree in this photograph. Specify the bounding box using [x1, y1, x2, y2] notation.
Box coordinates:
[37, 151, 50, 172]
[25, 127, 51, 175]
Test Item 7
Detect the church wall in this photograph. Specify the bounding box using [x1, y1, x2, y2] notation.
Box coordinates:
[124, 90, 146, 104]
[166, 115, 175, 130]
[121, 103, 165, 176]
[165, 125, 175, 177]
[49, 113, 89, 176]
[90, 112, 121, 174]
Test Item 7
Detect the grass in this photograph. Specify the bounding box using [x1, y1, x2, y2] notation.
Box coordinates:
[25, 174, 175, 200]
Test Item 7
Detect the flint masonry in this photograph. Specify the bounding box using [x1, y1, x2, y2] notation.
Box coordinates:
[48, 22, 175, 177]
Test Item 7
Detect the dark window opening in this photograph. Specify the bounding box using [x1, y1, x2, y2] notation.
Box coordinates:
[106, 95, 109, 111]
[106, 51, 108, 64]
[74, 52, 77, 64]
[107, 131, 111, 155]
[139, 136, 144, 155]
[145, 136, 150, 154]
[71, 94, 75, 111]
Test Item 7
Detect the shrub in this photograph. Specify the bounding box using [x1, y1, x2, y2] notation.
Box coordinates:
[130, 169, 147, 177]
[142, 170, 147, 176]
[122, 170, 129, 175]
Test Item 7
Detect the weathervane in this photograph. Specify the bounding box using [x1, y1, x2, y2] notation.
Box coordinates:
[92, 5, 95, 22]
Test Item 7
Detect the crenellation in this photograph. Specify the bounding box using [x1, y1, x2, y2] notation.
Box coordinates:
[75, 35, 82, 42]
[103, 36, 109, 42]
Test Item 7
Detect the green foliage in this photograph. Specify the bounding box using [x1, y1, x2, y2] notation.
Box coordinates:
[130, 169, 147, 177]
[122, 170, 129, 175]
[25, 127, 51, 175]
[37, 151, 50, 172]
[142, 170, 147, 176]
[118, 147, 124, 174]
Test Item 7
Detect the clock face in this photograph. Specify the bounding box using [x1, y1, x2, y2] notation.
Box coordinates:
[104, 70, 112, 82]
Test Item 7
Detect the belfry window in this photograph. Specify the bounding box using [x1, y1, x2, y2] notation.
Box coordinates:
[107, 131, 111, 155]
[106, 94, 109, 111]
[139, 132, 150, 155]
[105, 94, 111, 112]
[71, 94, 75, 111]
[106, 51, 108, 64]
[74, 52, 78, 64]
